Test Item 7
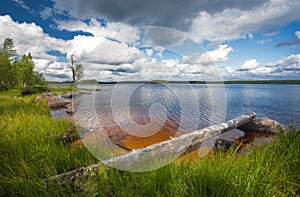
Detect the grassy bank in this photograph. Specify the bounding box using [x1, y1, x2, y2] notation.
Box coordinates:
[0, 90, 299, 196]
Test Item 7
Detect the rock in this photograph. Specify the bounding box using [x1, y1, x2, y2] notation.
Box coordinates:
[48, 100, 71, 109]
[65, 103, 72, 109]
[35, 92, 72, 109]
[61, 92, 73, 98]
[238, 117, 285, 135]
[66, 107, 73, 114]
[215, 129, 245, 151]
[35, 92, 55, 102]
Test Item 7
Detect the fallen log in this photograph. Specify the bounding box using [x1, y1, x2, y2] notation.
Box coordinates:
[43, 112, 256, 186]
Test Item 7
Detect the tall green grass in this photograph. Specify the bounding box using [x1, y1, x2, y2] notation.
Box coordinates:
[0, 91, 97, 196]
[75, 129, 299, 197]
[0, 90, 299, 196]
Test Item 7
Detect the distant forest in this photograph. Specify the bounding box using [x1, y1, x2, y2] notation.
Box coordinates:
[190, 80, 300, 84]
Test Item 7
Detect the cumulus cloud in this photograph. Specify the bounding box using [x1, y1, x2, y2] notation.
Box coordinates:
[189, 0, 300, 42]
[191, 0, 300, 41]
[238, 59, 260, 71]
[0, 15, 67, 59]
[223, 54, 300, 80]
[183, 45, 233, 65]
[266, 54, 300, 70]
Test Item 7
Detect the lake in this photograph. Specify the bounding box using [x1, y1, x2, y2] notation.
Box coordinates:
[72, 83, 299, 150]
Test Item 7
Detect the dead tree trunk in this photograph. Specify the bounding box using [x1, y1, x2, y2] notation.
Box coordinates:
[43, 112, 256, 186]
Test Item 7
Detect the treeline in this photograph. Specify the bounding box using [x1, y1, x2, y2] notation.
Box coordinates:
[223, 80, 300, 84]
[0, 38, 46, 91]
[190, 80, 300, 84]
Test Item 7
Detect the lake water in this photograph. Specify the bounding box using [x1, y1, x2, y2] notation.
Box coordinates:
[71, 83, 299, 150]
[224, 84, 299, 127]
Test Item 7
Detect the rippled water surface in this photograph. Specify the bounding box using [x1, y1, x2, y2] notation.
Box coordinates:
[72, 83, 299, 151]
[224, 84, 300, 127]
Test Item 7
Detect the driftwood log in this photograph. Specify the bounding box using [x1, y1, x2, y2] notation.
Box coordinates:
[43, 112, 256, 186]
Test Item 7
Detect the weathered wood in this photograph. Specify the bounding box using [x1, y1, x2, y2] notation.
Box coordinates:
[43, 112, 256, 186]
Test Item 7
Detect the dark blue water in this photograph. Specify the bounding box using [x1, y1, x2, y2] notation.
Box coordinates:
[224, 84, 300, 127]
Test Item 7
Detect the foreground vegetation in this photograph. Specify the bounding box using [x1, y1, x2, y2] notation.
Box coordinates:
[0, 90, 299, 196]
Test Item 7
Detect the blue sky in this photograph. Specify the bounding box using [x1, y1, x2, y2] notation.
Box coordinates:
[0, 0, 300, 81]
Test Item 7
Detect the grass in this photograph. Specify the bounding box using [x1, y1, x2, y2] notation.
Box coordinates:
[47, 86, 74, 92]
[0, 90, 299, 196]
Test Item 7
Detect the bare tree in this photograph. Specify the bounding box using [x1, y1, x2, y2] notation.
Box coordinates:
[68, 54, 83, 86]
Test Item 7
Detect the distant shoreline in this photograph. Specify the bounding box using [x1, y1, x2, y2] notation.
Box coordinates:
[48, 80, 300, 85]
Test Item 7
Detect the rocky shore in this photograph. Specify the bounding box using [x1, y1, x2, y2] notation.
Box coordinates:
[35, 91, 76, 115]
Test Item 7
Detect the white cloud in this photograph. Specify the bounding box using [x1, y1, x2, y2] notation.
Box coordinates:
[248, 67, 275, 75]
[295, 31, 300, 39]
[222, 54, 300, 80]
[65, 35, 105, 62]
[189, 0, 300, 42]
[266, 54, 300, 70]
[85, 39, 144, 65]
[183, 45, 233, 65]
[0, 15, 67, 59]
[239, 59, 260, 71]
[55, 18, 139, 44]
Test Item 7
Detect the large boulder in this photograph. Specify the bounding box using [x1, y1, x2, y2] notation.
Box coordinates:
[237, 117, 285, 135]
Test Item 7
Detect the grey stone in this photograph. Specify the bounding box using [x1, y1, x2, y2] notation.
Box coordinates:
[238, 117, 285, 135]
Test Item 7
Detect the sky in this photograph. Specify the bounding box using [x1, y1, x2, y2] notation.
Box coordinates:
[0, 0, 300, 82]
